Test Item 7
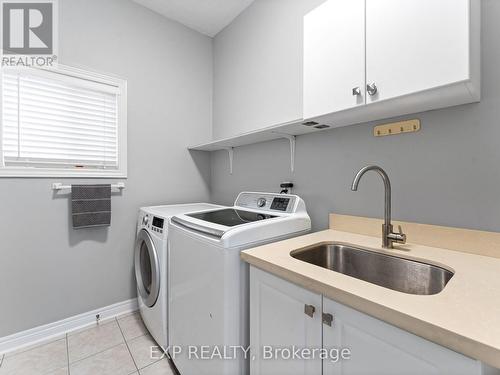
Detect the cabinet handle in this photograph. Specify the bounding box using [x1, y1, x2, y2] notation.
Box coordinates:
[304, 304, 316, 318]
[322, 313, 334, 327]
[367, 83, 378, 96]
[352, 87, 362, 96]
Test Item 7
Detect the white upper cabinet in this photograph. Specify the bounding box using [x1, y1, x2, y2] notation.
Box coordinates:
[204, 0, 480, 146]
[366, 0, 472, 103]
[303, 0, 366, 119]
[303, 0, 480, 124]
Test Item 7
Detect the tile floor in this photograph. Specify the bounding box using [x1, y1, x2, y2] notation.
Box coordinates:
[0, 312, 176, 375]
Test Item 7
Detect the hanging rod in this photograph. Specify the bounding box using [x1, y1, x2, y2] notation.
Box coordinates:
[52, 182, 125, 191]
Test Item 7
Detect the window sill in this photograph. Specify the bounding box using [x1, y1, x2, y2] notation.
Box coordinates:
[0, 167, 127, 178]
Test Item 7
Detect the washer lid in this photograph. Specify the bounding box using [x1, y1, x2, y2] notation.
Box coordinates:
[170, 192, 310, 242]
[186, 208, 277, 227]
[171, 208, 282, 238]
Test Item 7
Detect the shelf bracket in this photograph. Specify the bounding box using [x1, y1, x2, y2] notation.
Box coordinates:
[273, 133, 296, 173]
[224, 147, 234, 174]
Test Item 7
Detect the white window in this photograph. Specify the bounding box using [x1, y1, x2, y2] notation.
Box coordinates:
[0, 65, 127, 177]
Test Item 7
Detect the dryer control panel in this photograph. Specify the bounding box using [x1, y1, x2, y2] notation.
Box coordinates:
[151, 216, 164, 234]
[139, 213, 164, 235]
[235, 192, 297, 213]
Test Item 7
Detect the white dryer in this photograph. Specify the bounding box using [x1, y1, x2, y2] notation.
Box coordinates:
[134, 203, 221, 349]
[168, 192, 311, 375]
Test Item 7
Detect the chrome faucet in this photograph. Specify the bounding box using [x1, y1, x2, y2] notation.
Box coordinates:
[351, 165, 406, 249]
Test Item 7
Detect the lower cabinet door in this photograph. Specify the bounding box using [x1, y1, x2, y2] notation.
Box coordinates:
[249, 266, 322, 375]
[322, 297, 483, 375]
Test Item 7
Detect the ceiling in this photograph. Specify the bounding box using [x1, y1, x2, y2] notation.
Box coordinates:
[133, 0, 255, 37]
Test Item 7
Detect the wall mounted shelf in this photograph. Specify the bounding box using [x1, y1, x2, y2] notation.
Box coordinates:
[188, 118, 333, 173]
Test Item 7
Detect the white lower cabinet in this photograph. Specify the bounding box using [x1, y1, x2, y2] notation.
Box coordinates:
[250, 266, 497, 375]
[322, 297, 482, 375]
[250, 266, 322, 375]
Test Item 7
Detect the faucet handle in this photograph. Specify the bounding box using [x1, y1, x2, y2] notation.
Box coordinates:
[395, 225, 407, 243]
[387, 225, 407, 246]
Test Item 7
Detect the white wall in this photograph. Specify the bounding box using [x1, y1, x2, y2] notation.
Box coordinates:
[0, 0, 213, 337]
[213, 0, 325, 139]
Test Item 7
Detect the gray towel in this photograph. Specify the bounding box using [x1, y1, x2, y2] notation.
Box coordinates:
[71, 184, 111, 229]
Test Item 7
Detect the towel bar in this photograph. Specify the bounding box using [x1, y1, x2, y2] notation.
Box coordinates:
[52, 182, 125, 191]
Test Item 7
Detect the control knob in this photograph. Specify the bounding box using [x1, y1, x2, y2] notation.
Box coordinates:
[257, 198, 267, 208]
[142, 215, 149, 226]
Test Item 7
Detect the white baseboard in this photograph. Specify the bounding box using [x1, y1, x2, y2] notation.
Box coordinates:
[0, 298, 138, 355]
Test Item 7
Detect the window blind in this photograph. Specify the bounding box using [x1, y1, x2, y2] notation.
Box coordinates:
[2, 69, 119, 169]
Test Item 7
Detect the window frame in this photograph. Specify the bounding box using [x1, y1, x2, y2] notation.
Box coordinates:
[0, 64, 127, 178]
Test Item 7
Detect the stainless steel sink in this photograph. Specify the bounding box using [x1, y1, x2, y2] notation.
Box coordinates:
[291, 242, 454, 295]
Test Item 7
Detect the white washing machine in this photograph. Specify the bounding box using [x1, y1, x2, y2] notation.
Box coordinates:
[168, 192, 311, 375]
[134, 203, 221, 349]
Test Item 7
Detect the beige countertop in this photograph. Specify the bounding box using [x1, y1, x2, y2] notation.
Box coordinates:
[241, 229, 500, 368]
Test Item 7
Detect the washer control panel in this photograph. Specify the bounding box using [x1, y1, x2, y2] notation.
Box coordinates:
[270, 197, 290, 211]
[257, 197, 267, 207]
[235, 193, 296, 213]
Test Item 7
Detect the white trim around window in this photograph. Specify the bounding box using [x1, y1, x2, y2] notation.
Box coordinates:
[0, 64, 127, 178]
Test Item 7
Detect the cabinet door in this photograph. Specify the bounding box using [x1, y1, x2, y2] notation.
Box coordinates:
[323, 297, 482, 375]
[250, 266, 322, 375]
[303, 0, 365, 119]
[366, 0, 471, 103]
